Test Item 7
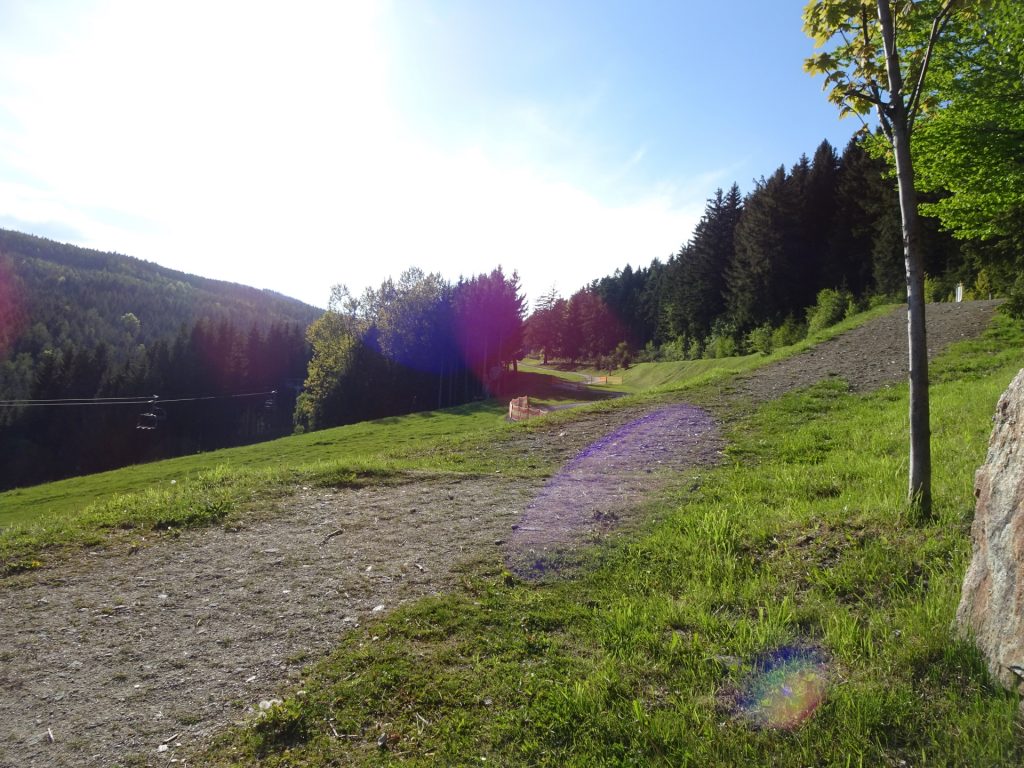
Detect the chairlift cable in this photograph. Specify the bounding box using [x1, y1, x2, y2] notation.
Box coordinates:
[0, 395, 154, 405]
[0, 389, 279, 408]
[0, 400, 154, 408]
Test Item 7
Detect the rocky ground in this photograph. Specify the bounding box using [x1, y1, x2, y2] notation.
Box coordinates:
[0, 301, 1000, 767]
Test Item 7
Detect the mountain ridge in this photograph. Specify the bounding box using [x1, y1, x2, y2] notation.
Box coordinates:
[0, 227, 322, 349]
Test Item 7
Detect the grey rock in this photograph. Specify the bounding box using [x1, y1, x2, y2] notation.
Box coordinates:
[956, 367, 1024, 692]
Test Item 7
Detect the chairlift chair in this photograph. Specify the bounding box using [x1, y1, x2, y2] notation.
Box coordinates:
[136, 411, 158, 430]
[136, 396, 165, 431]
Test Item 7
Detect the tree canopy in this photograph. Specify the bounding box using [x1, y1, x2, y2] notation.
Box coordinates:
[295, 267, 526, 433]
[913, 0, 1024, 309]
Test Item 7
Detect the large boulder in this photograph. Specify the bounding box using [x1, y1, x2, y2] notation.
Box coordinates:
[956, 367, 1024, 692]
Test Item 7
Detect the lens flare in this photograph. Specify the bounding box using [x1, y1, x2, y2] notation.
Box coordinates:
[504, 404, 721, 577]
[736, 645, 830, 729]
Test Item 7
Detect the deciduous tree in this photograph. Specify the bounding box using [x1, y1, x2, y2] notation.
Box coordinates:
[804, 0, 969, 517]
[913, 0, 1024, 311]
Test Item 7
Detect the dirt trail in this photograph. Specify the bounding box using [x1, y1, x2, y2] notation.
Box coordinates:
[0, 477, 540, 768]
[505, 404, 723, 578]
[0, 301, 1000, 767]
[724, 300, 1000, 403]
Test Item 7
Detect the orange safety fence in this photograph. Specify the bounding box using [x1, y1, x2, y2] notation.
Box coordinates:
[508, 395, 546, 421]
[589, 375, 623, 385]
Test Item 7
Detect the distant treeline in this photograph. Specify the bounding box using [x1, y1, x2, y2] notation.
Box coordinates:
[524, 136, 1017, 366]
[0, 230, 319, 490]
[0, 319, 309, 490]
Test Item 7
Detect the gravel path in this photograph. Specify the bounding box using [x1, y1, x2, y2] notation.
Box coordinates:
[722, 300, 1000, 404]
[0, 301, 1000, 767]
[505, 404, 723, 578]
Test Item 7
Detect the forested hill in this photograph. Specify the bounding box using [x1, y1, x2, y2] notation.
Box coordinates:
[0, 229, 320, 491]
[0, 228, 321, 349]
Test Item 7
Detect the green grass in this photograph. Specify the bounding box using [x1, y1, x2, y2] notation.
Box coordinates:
[0, 402, 510, 525]
[611, 302, 898, 395]
[518, 353, 747, 394]
[503, 370, 621, 405]
[0, 401, 533, 572]
[0, 305, 894, 574]
[202, 313, 1024, 766]
[618, 356, 755, 392]
[518, 358, 594, 382]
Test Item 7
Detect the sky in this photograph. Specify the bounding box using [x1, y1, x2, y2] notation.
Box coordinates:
[0, 0, 858, 310]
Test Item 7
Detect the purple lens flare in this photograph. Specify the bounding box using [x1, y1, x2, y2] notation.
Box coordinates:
[505, 404, 722, 577]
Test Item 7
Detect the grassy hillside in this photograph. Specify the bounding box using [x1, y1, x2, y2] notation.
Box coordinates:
[0, 304, 894, 572]
[197, 315, 1024, 766]
[4, 305, 1022, 764]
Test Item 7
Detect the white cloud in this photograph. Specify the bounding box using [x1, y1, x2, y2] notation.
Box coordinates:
[0, 0, 705, 310]
[317, 141, 704, 306]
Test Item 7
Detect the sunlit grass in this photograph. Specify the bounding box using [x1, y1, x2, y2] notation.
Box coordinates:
[0, 401, 533, 571]
[614, 302, 898, 394]
[202, 313, 1024, 766]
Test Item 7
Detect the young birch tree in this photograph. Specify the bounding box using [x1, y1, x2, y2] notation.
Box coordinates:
[803, 0, 967, 518]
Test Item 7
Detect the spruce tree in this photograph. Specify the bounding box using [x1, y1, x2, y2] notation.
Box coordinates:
[728, 167, 791, 332]
[803, 140, 840, 293]
[665, 185, 742, 347]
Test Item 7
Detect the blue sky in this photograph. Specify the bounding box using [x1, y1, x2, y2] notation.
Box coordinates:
[0, 0, 857, 309]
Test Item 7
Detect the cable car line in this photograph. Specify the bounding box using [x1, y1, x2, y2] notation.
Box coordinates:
[0, 395, 154, 405]
[0, 389, 279, 408]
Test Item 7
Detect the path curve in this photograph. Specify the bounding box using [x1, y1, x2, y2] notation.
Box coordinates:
[724, 300, 1000, 404]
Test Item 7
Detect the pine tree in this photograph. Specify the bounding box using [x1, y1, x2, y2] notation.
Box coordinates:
[524, 286, 564, 364]
[803, 140, 841, 293]
[832, 137, 892, 296]
[664, 185, 743, 347]
[728, 167, 791, 332]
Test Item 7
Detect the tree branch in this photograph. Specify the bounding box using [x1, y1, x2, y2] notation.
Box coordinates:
[860, 5, 874, 67]
[906, 0, 959, 131]
[846, 84, 885, 107]
[875, 105, 894, 143]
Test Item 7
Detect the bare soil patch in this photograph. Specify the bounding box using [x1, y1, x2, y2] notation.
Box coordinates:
[0, 301, 999, 767]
